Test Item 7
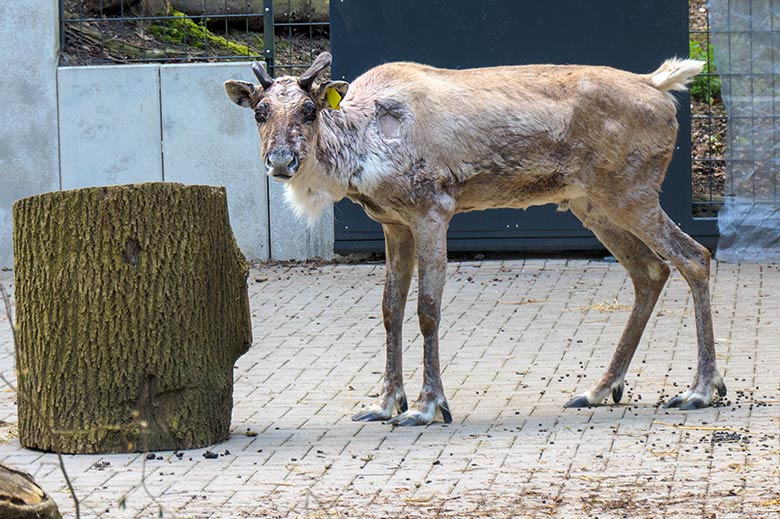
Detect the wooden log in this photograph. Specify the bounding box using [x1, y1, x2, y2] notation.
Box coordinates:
[171, 0, 329, 24]
[65, 23, 191, 62]
[13, 183, 252, 454]
[83, 0, 169, 16]
[0, 463, 61, 519]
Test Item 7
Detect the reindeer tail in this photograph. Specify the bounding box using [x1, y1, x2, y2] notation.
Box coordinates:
[648, 58, 705, 92]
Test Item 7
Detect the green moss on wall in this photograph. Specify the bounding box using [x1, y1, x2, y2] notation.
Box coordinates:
[150, 10, 259, 56]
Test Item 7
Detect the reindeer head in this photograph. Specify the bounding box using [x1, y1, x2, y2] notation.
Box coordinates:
[224, 52, 349, 182]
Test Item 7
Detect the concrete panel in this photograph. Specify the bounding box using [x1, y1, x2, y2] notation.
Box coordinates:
[58, 65, 163, 190]
[160, 62, 269, 261]
[0, 0, 60, 267]
[269, 182, 334, 260]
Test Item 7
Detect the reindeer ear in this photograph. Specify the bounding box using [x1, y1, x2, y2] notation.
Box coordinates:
[313, 81, 349, 110]
[224, 80, 257, 109]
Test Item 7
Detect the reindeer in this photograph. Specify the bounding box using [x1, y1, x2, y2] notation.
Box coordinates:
[224, 52, 725, 426]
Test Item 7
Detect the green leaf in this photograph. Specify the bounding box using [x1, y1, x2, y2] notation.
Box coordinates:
[689, 38, 721, 103]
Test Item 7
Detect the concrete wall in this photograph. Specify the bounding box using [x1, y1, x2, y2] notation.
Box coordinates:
[58, 65, 163, 189]
[161, 63, 270, 261]
[269, 182, 334, 260]
[0, 36, 334, 265]
[56, 62, 274, 260]
[0, 1, 60, 267]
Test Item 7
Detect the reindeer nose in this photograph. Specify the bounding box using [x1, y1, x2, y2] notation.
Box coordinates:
[265, 149, 300, 175]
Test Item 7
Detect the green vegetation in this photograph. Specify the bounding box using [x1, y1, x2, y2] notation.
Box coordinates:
[150, 10, 260, 56]
[689, 38, 721, 103]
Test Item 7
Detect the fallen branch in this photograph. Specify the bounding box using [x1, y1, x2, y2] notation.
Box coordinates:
[66, 22, 191, 61]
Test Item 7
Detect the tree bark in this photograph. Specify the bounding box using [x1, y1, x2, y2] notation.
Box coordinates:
[0, 463, 61, 519]
[13, 183, 252, 454]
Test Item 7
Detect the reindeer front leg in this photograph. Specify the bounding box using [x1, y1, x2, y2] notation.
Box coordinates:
[352, 224, 415, 422]
[388, 213, 452, 426]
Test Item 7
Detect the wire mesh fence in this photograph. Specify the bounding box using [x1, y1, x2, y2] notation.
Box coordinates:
[59, 0, 329, 74]
[710, 0, 780, 261]
[690, 0, 727, 218]
[267, 1, 329, 77]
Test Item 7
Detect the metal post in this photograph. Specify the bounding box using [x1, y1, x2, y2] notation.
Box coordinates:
[263, 0, 275, 77]
[58, 0, 65, 53]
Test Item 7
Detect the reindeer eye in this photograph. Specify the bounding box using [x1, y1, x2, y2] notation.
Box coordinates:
[254, 105, 268, 124]
[302, 100, 317, 123]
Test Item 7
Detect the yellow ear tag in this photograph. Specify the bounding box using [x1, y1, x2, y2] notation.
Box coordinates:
[326, 87, 342, 110]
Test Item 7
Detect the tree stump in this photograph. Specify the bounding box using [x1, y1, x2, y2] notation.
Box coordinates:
[0, 464, 61, 519]
[13, 183, 252, 454]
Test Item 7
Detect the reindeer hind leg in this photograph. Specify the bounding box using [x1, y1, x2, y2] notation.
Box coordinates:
[565, 198, 670, 408]
[594, 199, 726, 409]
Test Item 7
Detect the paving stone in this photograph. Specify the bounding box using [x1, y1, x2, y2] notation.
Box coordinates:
[1, 261, 779, 518]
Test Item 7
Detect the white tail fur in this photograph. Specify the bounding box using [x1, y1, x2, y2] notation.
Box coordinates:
[649, 58, 706, 92]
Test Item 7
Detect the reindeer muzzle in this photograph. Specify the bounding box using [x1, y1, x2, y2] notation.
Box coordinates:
[265, 149, 300, 180]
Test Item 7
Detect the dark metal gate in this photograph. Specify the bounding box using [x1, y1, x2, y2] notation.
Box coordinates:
[331, 0, 718, 253]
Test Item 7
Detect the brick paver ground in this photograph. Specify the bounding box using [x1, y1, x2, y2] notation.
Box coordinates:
[1, 259, 779, 518]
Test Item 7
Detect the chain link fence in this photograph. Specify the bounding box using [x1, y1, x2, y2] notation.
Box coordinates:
[710, 0, 780, 261]
[690, 0, 727, 218]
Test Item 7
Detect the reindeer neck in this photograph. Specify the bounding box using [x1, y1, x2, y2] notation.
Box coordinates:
[283, 103, 375, 223]
[282, 105, 368, 223]
[314, 104, 373, 186]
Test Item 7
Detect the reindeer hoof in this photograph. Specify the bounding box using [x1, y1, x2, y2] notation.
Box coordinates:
[664, 380, 726, 411]
[438, 401, 453, 424]
[680, 398, 707, 410]
[663, 393, 710, 410]
[352, 408, 392, 422]
[352, 390, 409, 422]
[563, 395, 593, 409]
[612, 383, 625, 404]
[663, 374, 726, 410]
[389, 414, 429, 427]
[387, 401, 452, 426]
[565, 381, 625, 409]
[664, 393, 705, 409]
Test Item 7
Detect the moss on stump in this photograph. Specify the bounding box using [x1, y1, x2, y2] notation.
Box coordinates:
[13, 183, 252, 454]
